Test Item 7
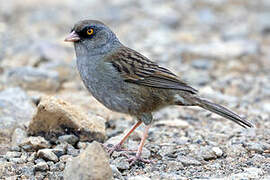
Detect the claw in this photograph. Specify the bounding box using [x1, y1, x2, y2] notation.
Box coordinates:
[127, 155, 152, 166]
[103, 143, 137, 156]
[123, 152, 152, 166]
[103, 143, 122, 156]
[103, 121, 143, 156]
[103, 122, 152, 166]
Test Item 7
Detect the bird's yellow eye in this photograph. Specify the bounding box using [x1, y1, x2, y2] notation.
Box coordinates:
[87, 28, 94, 35]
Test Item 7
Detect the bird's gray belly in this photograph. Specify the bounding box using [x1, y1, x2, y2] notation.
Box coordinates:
[86, 78, 136, 114]
[78, 61, 137, 114]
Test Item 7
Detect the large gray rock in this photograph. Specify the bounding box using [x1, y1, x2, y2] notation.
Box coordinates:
[64, 141, 112, 180]
[6, 66, 61, 92]
[28, 96, 106, 142]
[39, 61, 76, 83]
[0, 88, 36, 139]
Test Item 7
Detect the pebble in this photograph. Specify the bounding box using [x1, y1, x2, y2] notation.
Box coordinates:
[35, 158, 46, 164]
[37, 149, 59, 162]
[114, 157, 130, 171]
[199, 146, 218, 160]
[58, 134, 79, 146]
[47, 171, 64, 180]
[51, 145, 66, 158]
[212, 147, 223, 157]
[9, 157, 26, 164]
[9, 146, 21, 152]
[177, 156, 201, 166]
[50, 162, 65, 171]
[110, 165, 124, 180]
[5, 151, 21, 159]
[158, 145, 177, 158]
[19, 136, 50, 151]
[34, 162, 49, 171]
[166, 161, 184, 171]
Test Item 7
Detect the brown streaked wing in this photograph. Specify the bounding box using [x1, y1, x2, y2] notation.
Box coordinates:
[106, 47, 198, 94]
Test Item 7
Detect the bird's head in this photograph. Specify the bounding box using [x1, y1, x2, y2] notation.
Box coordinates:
[65, 20, 120, 55]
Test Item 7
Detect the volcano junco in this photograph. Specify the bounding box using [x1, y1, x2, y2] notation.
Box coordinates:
[65, 20, 253, 165]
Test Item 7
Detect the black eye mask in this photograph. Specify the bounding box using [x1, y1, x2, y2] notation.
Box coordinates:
[77, 26, 97, 39]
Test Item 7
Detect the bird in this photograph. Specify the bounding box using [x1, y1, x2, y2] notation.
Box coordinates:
[65, 19, 253, 165]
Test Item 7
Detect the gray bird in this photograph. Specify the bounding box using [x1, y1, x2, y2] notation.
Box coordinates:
[65, 20, 253, 165]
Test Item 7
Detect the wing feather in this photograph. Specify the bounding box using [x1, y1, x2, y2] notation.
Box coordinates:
[106, 47, 198, 94]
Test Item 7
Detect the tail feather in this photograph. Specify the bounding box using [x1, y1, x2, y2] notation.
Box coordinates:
[193, 97, 253, 128]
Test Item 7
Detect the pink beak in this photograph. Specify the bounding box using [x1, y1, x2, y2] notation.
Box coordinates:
[64, 31, 80, 42]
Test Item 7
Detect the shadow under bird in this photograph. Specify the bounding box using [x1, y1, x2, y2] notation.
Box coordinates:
[65, 20, 253, 165]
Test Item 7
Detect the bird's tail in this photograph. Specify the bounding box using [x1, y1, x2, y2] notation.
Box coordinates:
[190, 96, 253, 128]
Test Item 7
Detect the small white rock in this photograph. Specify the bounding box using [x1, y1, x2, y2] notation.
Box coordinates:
[212, 147, 223, 157]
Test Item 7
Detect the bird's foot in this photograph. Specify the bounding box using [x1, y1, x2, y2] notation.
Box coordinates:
[103, 143, 136, 156]
[123, 154, 152, 166]
[103, 143, 122, 156]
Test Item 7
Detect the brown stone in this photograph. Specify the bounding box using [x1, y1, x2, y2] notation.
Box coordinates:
[28, 96, 106, 142]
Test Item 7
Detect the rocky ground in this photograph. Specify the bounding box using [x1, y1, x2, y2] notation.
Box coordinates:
[0, 0, 270, 179]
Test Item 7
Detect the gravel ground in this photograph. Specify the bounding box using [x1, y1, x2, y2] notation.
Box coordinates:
[0, 0, 270, 179]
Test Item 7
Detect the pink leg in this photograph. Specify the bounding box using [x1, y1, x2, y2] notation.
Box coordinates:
[106, 121, 142, 155]
[127, 124, 152, 165]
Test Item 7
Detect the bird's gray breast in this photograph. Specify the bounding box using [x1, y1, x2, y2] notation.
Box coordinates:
[76, 55, 133, 113]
